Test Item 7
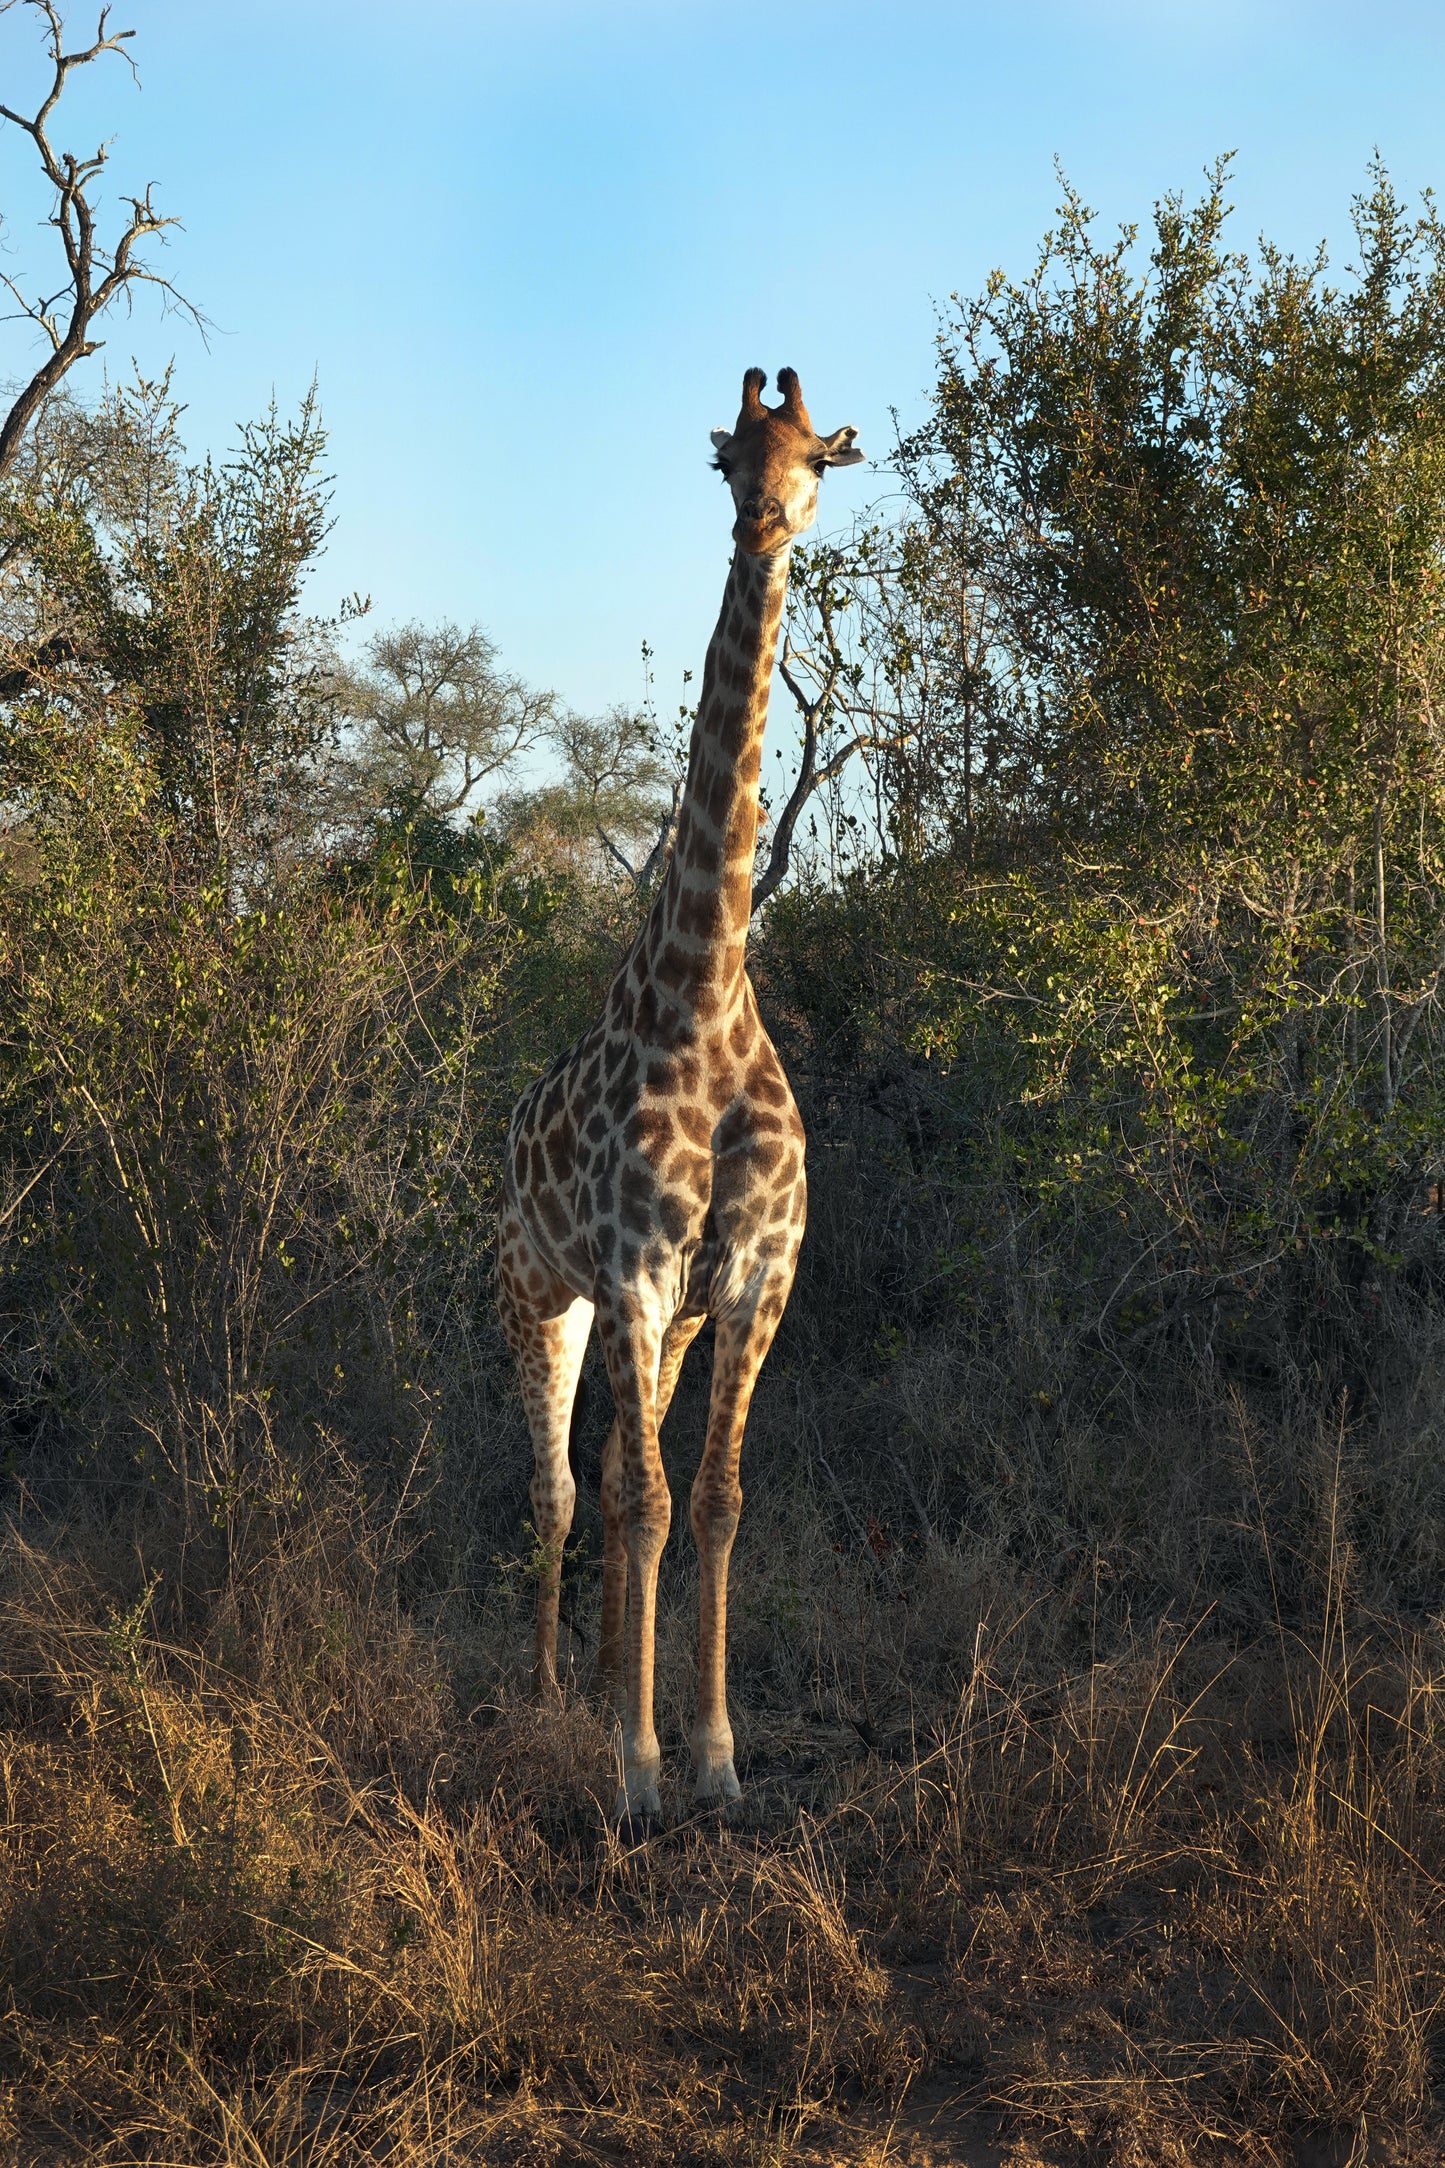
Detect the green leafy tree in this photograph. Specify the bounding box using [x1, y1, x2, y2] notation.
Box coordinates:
[766, 161, 1445, 1411]
[0, 378, 336, 890]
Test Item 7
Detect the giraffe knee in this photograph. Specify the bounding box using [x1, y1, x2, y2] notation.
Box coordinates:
[600, 1489, 627, 1563]
[530, 1465, 577, 1549]
[625, 1470, 672, 1566]
[691, 1477, 742, 1551]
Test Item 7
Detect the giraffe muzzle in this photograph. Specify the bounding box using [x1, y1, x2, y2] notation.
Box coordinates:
[734, 496, 786, 551]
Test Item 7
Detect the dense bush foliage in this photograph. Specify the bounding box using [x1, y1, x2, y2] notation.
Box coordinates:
[766, 166, 1445, 1578]
[3, 163, 1445, 1655]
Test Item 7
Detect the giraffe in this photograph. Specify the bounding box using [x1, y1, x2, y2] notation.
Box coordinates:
[496, 367, 864, 1826]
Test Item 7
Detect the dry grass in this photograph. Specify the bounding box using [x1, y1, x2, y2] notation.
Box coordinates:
[0, 1440, 1441, 2168]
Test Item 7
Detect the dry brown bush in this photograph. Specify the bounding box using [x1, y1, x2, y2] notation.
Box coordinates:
[0, 1411, 1441, 2166]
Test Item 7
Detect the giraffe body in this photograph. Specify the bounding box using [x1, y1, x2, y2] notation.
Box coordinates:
[497, 369, 862, 1820]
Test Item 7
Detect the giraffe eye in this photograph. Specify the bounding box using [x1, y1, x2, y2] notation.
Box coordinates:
[810, 458, 827, 478]
[714, 457, 732, 480]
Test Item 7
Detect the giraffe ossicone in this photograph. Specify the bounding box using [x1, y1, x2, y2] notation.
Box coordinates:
[497, 367, 864, 1823]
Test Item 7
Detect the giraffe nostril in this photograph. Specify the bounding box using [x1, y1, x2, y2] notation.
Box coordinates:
[741, 495, 782, 523]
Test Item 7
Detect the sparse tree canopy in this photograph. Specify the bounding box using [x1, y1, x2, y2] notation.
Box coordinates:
[331, 619, 556, 822]
[496, 702, 680, 890]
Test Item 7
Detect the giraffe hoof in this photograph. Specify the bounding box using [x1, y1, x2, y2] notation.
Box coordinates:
[614, 1777, 662, 1843]
[615, 1808, 660, 1845]
[693, 1758, 743, 1811]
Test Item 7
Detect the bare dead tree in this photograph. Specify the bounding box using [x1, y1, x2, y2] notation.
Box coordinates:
[0, 2, 199, 482]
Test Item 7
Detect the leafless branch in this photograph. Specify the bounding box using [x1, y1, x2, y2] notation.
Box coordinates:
[1384, 912, 1445, 1089]
[447, 680, 554, 814]
[751, 647, 834, 911]
[751, 642, 903, 912]
[595, 777, 681, 892]
[632, 774, 682, 890]
[0, 1, 201, 481]
[594, 823, 641, 884]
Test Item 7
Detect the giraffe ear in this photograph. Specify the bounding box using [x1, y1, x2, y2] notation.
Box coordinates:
[819, 425, 865, 467]
[710, 428, 732, 451]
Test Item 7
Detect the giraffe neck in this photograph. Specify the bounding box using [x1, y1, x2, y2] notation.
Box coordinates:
[643, 543, 790, 1015]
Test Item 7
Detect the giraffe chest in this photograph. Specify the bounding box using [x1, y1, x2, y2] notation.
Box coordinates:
[506, 996, 806, 1307]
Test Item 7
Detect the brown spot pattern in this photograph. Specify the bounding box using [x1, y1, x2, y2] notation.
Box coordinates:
[495, 374, 855, 1810]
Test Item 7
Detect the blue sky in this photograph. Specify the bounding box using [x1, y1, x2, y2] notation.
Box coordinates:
[2, 0, 1444, 732]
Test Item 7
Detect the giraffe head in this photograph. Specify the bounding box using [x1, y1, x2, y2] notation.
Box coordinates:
[710, 368, 863, 556]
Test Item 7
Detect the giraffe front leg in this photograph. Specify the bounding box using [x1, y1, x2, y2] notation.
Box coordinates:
[596, 1298, 674, 1828]
[622, 1462, 671, 1827]
[595, 1415, 627, 1703]
[690, 1276, 790, 1808]
[497, 1242, 593, 1702]
[595, 1313, 705, 1710]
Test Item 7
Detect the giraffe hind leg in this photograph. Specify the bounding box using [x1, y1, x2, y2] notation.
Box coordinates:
[497, 1228, 594, 1701]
